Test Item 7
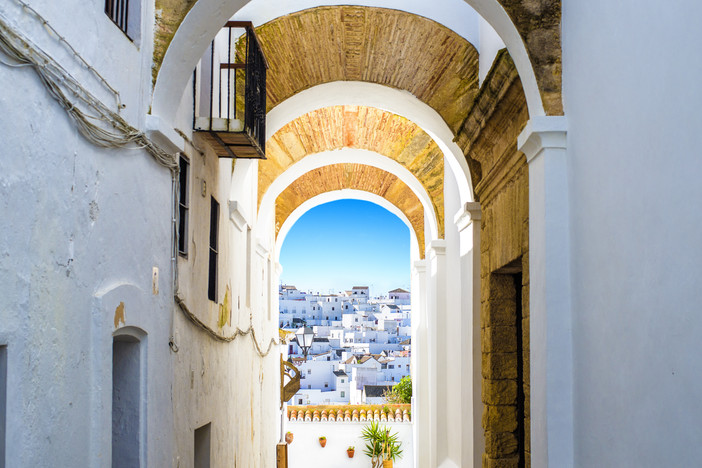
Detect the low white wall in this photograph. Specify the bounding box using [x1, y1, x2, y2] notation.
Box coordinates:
[287, 420, 413, 468]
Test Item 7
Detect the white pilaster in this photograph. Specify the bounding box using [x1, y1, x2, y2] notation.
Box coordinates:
[427, 240, 446, 468]
[518, 116, 572, 468]
[411, 259, 428, 468]
[454, 202, 482, 468]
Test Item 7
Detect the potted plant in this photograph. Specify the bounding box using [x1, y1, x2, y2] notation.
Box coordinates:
[381, 428, 403, 468]
[347, 446, 355, 458]
[285, 431, 293, 444]
[361, 421, 403, 468]
[319, 436, 327, 448]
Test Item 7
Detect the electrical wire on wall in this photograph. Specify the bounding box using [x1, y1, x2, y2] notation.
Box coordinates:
[0, 5, 279, 357]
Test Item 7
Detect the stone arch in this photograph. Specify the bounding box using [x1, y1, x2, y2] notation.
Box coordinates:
[151, 0, 557, 122]
[266, 81, 475, 209]
[275, 163, 426, 256]
[261, 105, 445, 236]
[275, 189, 421, 262]
[257, 148, 440, 246]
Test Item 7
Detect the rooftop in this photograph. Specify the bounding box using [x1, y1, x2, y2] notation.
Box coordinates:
[364, 384, 394, 397]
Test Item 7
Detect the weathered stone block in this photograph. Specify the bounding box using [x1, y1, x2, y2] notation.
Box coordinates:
[482, 325, 518, 353]
[483, 454, 520, 468]
[483, 378, 518, 405]
[484, 431, 519, 458]
[489, 274, 516, 300]
[482, 352, 518, 380]
[482, 300, 518, 327]
[482, 404, 518, 433]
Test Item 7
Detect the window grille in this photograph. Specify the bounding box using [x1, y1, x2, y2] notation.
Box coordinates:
[105, 0, 129, 35]
[177, 155, 189, 256]
[207, 197, 219, 301]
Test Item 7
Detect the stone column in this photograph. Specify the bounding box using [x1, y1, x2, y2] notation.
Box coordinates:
[518, 116, 572, 468]
[454, 202, 483, 468]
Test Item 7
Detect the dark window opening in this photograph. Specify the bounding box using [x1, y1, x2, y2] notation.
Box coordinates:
[208, 197, 219, 301]
[177, 155, 189, 256]
[194, 423, 211, 468]
[112, 335, 141, 468]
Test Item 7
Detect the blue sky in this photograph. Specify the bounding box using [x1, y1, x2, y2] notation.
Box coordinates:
[279, 199, 411, 296]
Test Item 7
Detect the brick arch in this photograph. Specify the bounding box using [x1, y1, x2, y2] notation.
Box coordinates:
[152, 1, 561, 118]
[256, 6, 479, 133]
[261, 105, 445, 237]
[276, 163, 426, 256]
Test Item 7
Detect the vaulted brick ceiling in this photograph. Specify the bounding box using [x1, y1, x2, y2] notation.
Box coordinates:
[276, 164, 426, 256]
[257, 6, 480, 133]
[261, 105, 444, 237]
[154, 2, 562, 115]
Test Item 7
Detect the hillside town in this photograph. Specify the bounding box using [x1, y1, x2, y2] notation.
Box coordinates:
[280, 286, 412, 405]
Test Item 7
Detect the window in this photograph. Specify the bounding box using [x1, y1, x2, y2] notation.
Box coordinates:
[298, 398, 303, 405]
[104, 0, 141, 41]
[340, 379, 344, 384]
[112, 334, 143, 468]
[207, 197, 219, 301]
[177, 155, 189, 256]
[340, 391, 345, 398]
[331, 307, 335, 311]
[308, 385, 311, 389]
[391, 377, 395, 381]
[307, 369, 311, 375]
[194, 423, 211, 468]
[324, 383, 328, 388]
[0, 346, 6, 468]
[245, 227, 252, 307]
[389, 365, 394, 369]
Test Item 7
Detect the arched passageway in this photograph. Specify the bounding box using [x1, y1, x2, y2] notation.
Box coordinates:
[153, 2, 571, 467]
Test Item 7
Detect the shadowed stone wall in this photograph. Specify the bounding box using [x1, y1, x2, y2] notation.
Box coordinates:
[456, 50, 531, 468]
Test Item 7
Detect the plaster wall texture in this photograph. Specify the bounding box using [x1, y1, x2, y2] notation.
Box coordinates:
[171, 135, 280, 466]
[0, 19, 174, 468]
[0, 3, 280, 467]
[286, 420, 414, 468]
[562, 1, 702, 466]
[478, 16, 506, 85]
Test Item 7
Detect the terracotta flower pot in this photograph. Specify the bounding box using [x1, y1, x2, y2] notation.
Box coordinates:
[347, 449, 355, 458]
[319, 437, 327, 448]
[285, 432, 293, 444]
[383, 460, 393, 468]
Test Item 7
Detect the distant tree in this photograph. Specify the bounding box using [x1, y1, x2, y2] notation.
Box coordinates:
[383, 375, 412, 404]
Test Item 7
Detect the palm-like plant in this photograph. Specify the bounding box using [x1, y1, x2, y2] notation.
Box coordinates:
[361, 421, 403, 468]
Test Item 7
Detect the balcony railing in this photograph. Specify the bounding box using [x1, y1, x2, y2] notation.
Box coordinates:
[194, 21, 268, 159]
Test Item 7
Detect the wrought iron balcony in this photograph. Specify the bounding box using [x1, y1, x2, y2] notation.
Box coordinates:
[194, 21, 268, 159]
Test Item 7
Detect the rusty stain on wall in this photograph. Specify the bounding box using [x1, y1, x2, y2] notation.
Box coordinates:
[218, 285, 231, 329]
[114, 301, 125, 328]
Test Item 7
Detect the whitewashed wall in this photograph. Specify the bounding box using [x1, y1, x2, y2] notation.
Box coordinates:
[562, 1, 702, 466]
[286, 421, 413, 468]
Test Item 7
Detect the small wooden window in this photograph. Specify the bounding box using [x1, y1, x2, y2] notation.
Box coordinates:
[177, 155, 189, 256]
[208, 197, 219, 302]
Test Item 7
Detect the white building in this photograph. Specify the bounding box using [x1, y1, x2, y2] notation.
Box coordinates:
[2, 1, 702, 467]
